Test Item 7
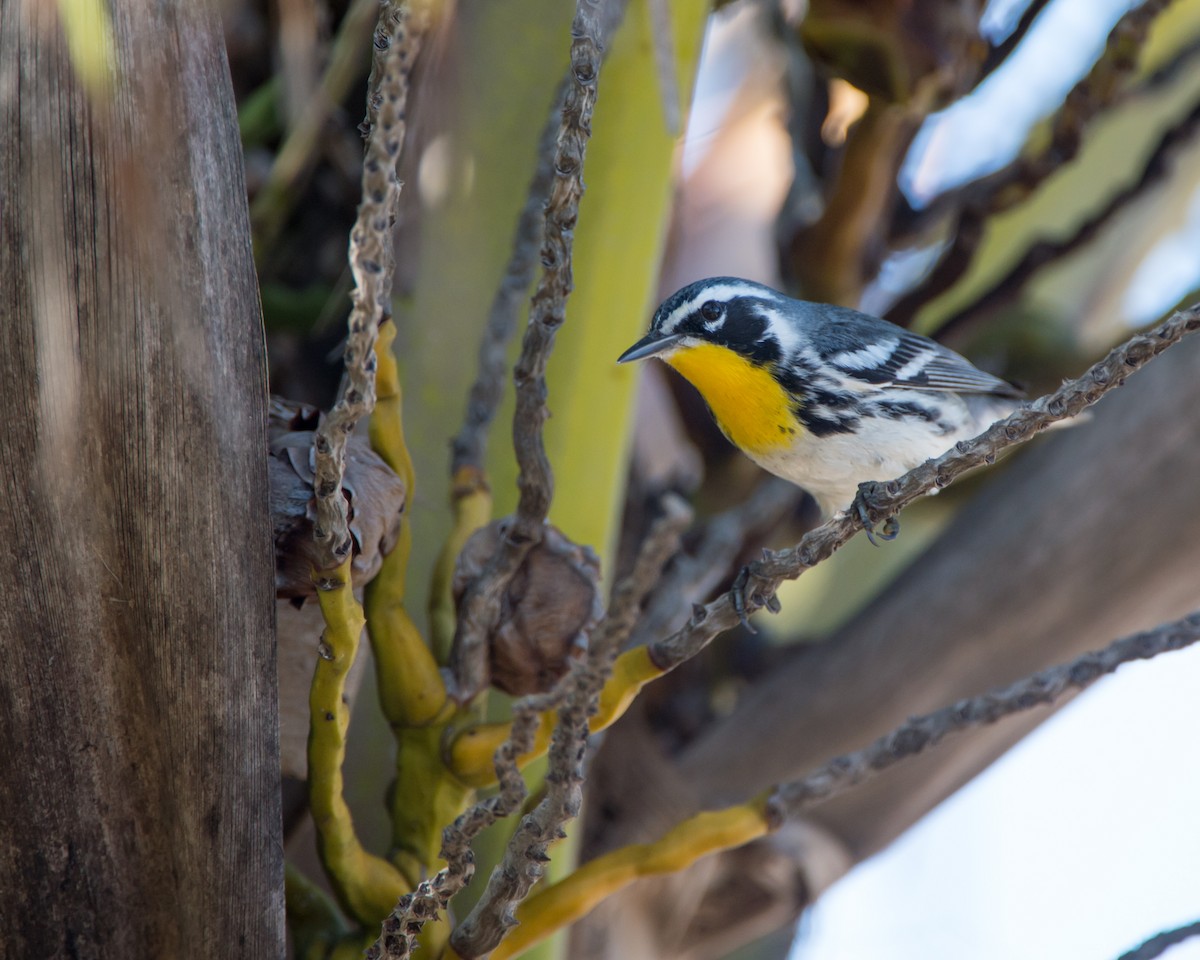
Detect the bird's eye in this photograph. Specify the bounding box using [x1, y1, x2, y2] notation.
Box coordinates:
[700, 300, 724, 322]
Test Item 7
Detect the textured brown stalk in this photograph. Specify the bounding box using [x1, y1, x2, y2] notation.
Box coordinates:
[311, 0, 425, 568]
[450, 83, 566, 478]
[368, 677, 577, 958]
[450, 496, 692, 958]
[448, 0, 611, 701]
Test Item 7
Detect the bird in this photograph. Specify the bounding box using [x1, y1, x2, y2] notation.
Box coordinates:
[618, 277, 1023, 523]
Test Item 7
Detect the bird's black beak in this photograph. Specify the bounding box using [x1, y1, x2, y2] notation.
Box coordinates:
[617, 332, 683, 363]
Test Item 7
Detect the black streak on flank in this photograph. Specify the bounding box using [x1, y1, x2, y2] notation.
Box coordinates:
[875, 399, 939, 423]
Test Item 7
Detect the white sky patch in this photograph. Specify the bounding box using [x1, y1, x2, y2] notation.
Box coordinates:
[901, 0, 1140, 207]
[831, 340, 900, 372]
[1122, 184, 1200, 327]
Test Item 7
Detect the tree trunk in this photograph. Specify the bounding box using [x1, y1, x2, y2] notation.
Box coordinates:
[0, 0, 283, 956]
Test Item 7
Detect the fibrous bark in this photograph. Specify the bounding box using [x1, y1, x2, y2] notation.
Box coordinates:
[0, 0, 282, 955]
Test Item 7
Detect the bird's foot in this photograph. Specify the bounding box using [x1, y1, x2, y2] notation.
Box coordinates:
[853, 482, 900, 546]
[731, 557, 782, 632]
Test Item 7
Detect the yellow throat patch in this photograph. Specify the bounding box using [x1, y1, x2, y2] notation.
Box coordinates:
[664, 343, 801, 454]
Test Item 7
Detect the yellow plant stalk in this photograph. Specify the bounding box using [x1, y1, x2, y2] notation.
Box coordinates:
[310, 558, 411, 924]
[491, 796, 777, 960]
[366, 319, 478, 887]
[445, 646, 663, 788]
[367, 321, 447, 726]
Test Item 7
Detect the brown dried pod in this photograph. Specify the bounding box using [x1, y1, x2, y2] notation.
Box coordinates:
[452, 521, 604, 697]
[268, 397, 406, 600]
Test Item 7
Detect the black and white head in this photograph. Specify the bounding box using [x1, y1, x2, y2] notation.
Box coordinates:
[617, 277, 803, 367]
[619, 276, 1021, 401]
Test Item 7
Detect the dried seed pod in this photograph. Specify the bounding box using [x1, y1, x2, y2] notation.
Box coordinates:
[453, 521, 604, 697]
[269, 397, 406, 600]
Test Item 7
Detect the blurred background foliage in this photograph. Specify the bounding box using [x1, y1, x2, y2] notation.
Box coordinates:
[223, 0, 1200, 956]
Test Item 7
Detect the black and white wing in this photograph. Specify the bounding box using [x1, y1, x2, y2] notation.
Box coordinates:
[808, 304, 1022, 398]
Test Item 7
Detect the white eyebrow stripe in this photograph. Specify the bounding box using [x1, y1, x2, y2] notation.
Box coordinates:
[658, 281, 773, 334]
[831, 339, 900, 371]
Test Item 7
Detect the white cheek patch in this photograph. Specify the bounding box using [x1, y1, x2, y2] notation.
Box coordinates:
[756, 306, 801, 355]
[831, 339, 900, 371]
[658, 281, 769, 335]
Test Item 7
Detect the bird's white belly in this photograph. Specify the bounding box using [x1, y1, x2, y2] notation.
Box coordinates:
[747, 414, 969, 517]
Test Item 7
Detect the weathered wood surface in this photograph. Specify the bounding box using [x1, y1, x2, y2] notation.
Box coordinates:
[0, 0, 283, 955]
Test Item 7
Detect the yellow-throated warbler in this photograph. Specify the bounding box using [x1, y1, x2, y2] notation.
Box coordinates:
[618, 277, 1022, 519]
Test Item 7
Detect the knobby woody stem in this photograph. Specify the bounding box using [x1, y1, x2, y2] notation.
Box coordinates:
[448, 0, 612, 702]
[481, 609, 1200, 959]
[450, 83, 567, 479]
[311, 0, 426, 569]
[450, 496, 692, 958]
[1116, 920, 1200, 960]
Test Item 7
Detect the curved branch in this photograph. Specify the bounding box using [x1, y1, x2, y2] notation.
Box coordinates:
[772, 610, 1200, 815]
[312, 0, 425, 568]
[1117, 921, 1200, 960]
[448, 0, 612, 701]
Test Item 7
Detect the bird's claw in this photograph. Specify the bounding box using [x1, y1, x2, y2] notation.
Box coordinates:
[854, 484, 900, 546]
[731, 563, 781, 632]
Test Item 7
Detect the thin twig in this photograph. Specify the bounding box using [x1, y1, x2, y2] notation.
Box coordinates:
[449, 496, 691, 957]
[448, 0, 612, 700]
[450, 83, 567, 478]
[595, 494, 694, 656]
[975, 0, 1053, 83]
[367, 677, 577, 959]
[311, 0, 425, 568]
[771, 610, 1200, 816]
[1116, 920, 1200, 960]
[508, 0, 605, 541]
[648, 303, 1200, 671]
[627, 478, 799, 649]
[450, 663, 594, 957]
